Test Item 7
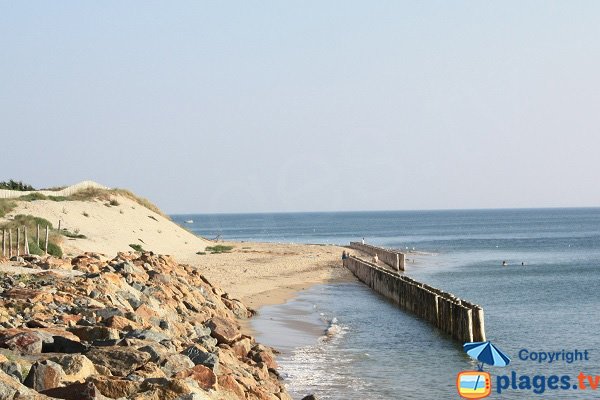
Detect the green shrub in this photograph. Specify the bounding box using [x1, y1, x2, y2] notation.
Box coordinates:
[46, 242, 63, 257]
[0, 214, 63, 257]
[18, 193, 67, 202]
[196, 251, 206, 255]
[61, 230, 87, 239]
[129, 244, 144, 252]
[9, 215, 53, 230]
[48, 196, 68, 201]
[28, 241, 44, 256]
[205, 245, 234, 254]
[0, 199, 16, 218]
[24, 239, 63, 257]
[109, 199, 120, 206]
[19, 193, 47, 201]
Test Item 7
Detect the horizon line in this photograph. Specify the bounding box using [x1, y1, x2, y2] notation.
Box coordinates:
[169, 205, 600, 216]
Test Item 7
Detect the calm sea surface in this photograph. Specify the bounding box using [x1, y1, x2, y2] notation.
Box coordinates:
[173, 209, 600, 399]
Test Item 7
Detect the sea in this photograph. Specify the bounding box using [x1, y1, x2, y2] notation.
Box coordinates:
[172, 209, 600, 399]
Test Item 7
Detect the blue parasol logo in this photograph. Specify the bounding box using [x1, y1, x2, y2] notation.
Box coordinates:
[456, 341, 511, 399]
[464, 341, 511, 370]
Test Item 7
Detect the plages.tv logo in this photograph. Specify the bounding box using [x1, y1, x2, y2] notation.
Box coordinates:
[457, 341, 511, 399]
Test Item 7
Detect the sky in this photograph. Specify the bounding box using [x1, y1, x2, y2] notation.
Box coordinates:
[1, 1, 599, 214]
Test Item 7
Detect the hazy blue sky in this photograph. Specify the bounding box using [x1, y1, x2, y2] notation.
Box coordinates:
[2, 2, 599, 213]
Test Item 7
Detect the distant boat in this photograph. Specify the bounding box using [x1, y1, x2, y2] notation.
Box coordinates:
[185, 220, 194, 224]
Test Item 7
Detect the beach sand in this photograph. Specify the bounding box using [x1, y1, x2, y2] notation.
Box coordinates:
[3, 194, 355, 309]
[179, 242, 355, 309]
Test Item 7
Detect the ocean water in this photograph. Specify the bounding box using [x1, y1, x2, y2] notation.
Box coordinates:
[173, 209, 600, 399]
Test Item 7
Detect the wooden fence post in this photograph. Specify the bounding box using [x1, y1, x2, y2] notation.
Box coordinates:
[9, 229, 12, 258]
[58, 220, 61, 232]
[16, 227, 20, 257]
[36, 224, 40, 247]
[45, 226, 49, 255]
[1, 229, 5, 257]
[24, 227, 29, 256]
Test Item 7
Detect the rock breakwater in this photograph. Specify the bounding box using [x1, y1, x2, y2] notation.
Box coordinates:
[0, 252, 291, 400]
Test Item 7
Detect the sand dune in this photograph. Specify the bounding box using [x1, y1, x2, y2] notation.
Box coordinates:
[5, 194, 211, 257]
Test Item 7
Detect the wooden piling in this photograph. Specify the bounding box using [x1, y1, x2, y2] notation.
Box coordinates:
[350, 242, 405, 271]
[344, 256, 486, 343]
[24, 227, 29, 256]
[9, 230, 13, 258]
[16, 227, 20, 257]
[45, 226, 49, 255]
[1, 229, 4, 257]
[36, 224, 40, 247]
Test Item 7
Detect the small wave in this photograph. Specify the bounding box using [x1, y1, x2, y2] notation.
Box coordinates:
[408, 250, 438, 256]
[320, 317, 346, 341]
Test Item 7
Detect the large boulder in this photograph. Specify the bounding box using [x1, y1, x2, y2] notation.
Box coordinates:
[3, 331, 43, 354]
[69, 327, 120, 342]
[173, 365, 216, 390]
[48, 354, 96, 382]
[89, 376, 142, 399]
[160, 354, 195, 377]
[206, 316, 241, 345]
[104, 315, 142, 331]
[41, 381, 111, 400]
[85, 347, 150, 377]
[217, 375, 246, 399]
[181, 345, 219, 373]
[23, 360, 65, 391]
[0, 369, 37, 399]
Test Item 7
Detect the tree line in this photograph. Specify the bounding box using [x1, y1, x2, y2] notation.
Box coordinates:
[0, 180, 35, 191]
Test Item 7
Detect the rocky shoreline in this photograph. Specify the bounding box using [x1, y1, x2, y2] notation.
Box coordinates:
[0, 251, 294, 400]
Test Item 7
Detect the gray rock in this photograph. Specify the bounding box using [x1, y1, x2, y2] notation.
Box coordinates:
[0, 361, 23, 382]
[0, 369, 37, 399]
[193, 325, 211, 338]
[126, 329, 170, 343]
[23, 360, 65, 391]
[138, 343, 168, 363]
[181, 346, 219, 373]
[196, 335, 217, 351]
[159, 354, 194, 377]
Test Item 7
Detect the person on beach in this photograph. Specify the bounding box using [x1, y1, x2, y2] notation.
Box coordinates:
[502, 260, 507, 266]
[362, 237, 365, 245]
[341, 251, 349, 260]
[373, 254, 379, 264]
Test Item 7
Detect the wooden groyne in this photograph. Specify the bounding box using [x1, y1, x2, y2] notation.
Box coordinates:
[350, 242, 405, 271]
[344, 256, 486, 343]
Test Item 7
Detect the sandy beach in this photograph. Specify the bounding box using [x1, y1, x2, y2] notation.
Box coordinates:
[2, 191, 355, 309]
[179, 242, 355, 309]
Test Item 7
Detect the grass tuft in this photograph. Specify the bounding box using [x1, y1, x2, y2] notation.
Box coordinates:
[0, 199, 17, 218]
[205, 245, 234, 254]
[61, 229, 87, 239]
[129, 243, 144, 252]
